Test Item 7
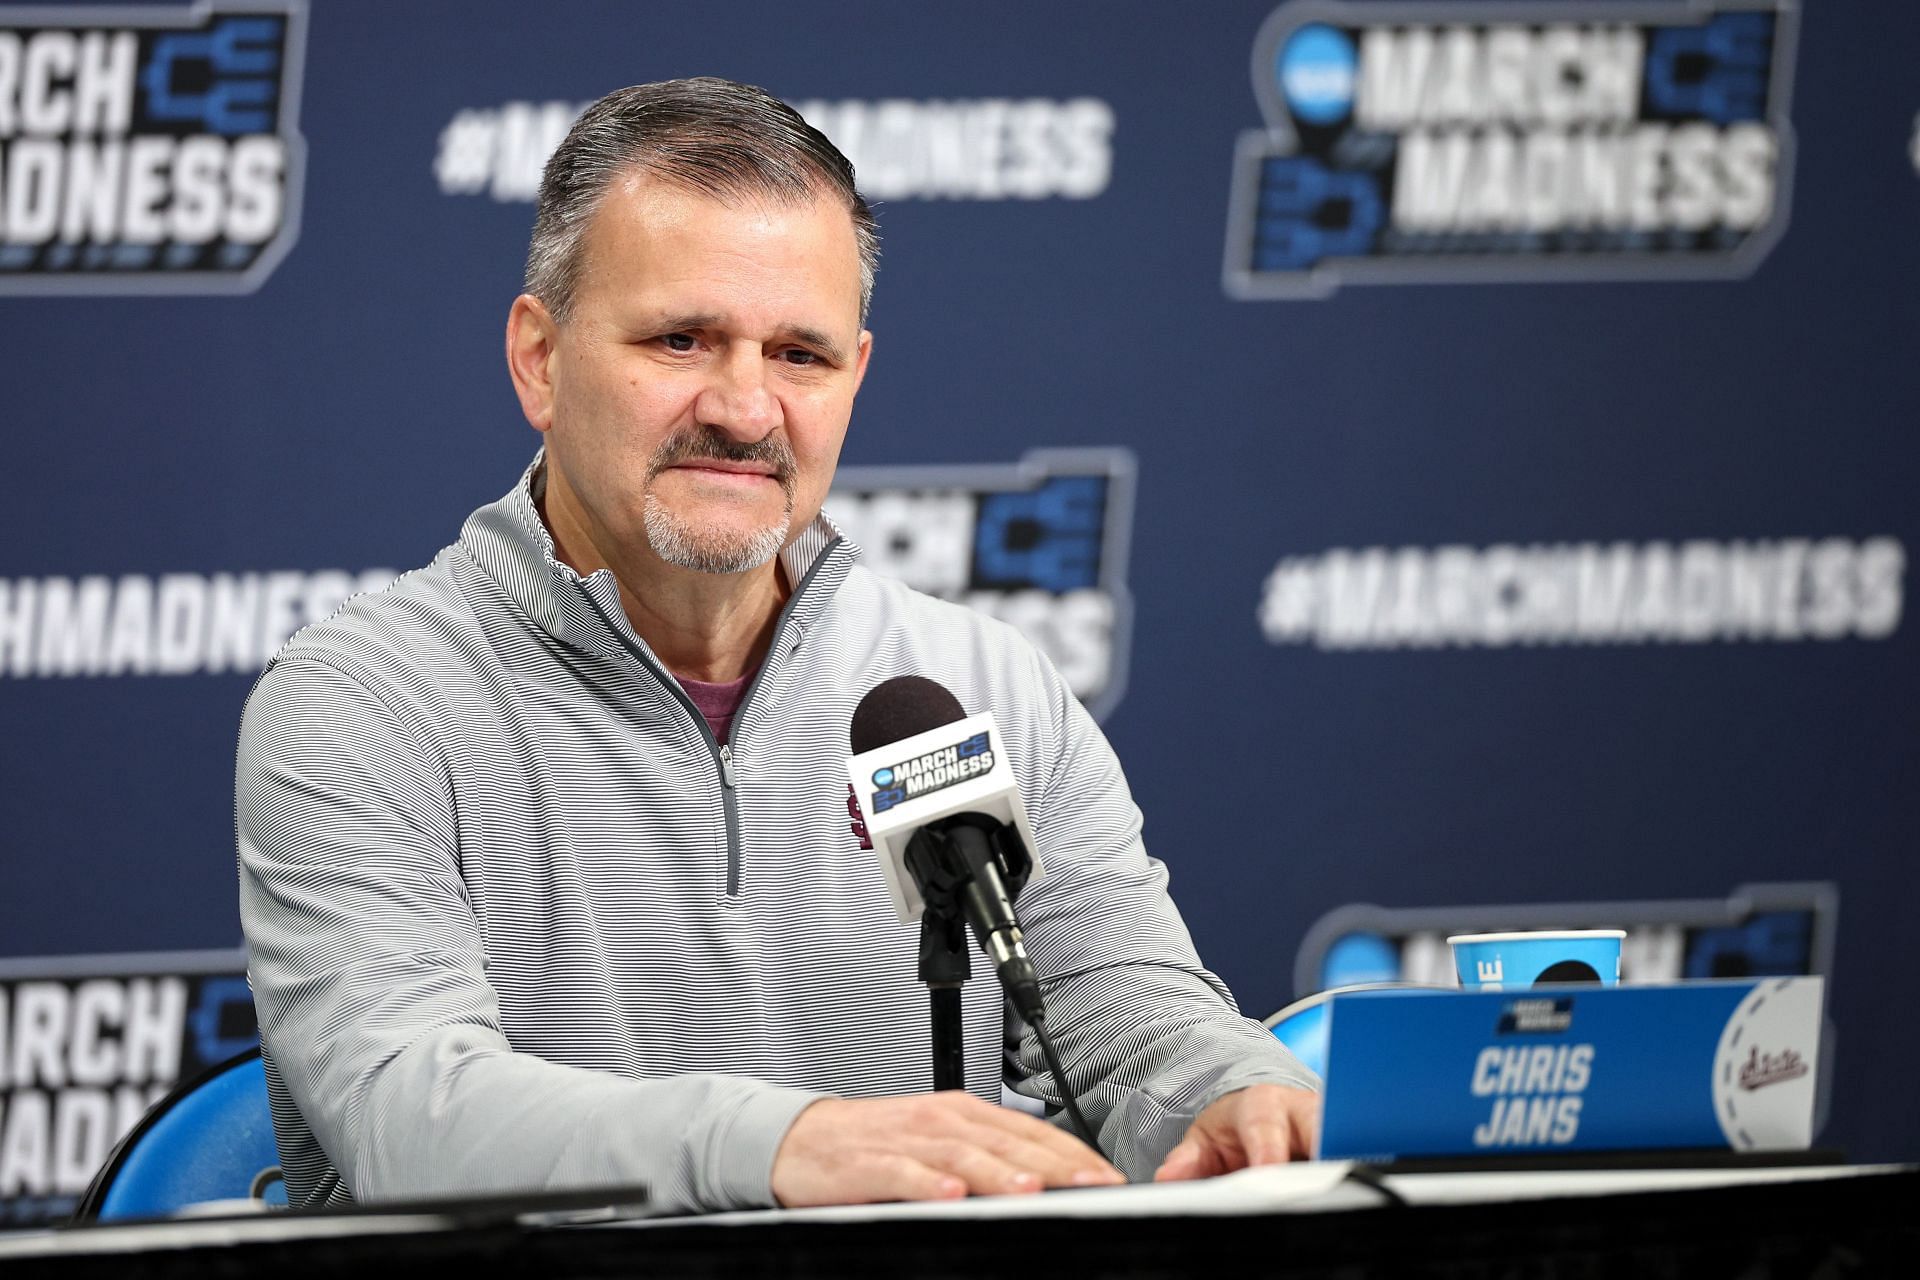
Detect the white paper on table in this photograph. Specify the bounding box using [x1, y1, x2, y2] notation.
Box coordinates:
[630, 1161, 1363, 1230]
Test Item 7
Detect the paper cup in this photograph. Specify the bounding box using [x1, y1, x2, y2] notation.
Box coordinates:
[1447, 930, 1624, 990]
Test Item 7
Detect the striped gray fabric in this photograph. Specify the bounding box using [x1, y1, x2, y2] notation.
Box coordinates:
[235, 455, 1317, 1215]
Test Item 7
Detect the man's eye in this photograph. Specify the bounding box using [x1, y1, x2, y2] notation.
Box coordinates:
[661, 333, 696, 352]
[780, 349, 820, 366]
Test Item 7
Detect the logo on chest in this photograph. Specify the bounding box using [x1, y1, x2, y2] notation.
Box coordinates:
[846, 784, 872, 850]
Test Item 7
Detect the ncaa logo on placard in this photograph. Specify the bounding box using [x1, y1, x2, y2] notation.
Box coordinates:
[829, 450, 1136, 721]
[0, 1, 308, 294]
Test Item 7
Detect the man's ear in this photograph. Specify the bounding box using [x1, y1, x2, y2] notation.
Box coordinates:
[851, 329, 873, 397]
[506, 295, 559, 432]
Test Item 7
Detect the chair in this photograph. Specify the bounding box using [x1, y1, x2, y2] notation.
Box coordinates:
[72, 1044, 286, 1221]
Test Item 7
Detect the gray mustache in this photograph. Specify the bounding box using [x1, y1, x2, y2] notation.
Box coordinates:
[648, 427, 797, 493]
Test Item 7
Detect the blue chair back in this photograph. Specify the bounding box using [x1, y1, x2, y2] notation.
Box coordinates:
[1264, 982, 1453, 1080]
[1265, 989, 1335, 1079]
[74, 1045, 285, 1221]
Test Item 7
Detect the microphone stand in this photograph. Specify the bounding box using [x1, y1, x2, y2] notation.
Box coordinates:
[917, 904, 970, 1092]
[901, 816, 1107, 1159]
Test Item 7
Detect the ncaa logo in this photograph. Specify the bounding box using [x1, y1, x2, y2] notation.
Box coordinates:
[1277, 24, 1355, 125]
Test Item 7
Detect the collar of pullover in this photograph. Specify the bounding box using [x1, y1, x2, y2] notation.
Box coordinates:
[459, 451, 852, 668]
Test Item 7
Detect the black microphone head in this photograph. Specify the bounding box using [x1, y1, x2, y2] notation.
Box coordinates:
[850, 676, 966, 754]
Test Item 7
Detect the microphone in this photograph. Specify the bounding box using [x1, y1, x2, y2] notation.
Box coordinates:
[848, 676, 1047, 1022]
[848, 678, 1106, 1159]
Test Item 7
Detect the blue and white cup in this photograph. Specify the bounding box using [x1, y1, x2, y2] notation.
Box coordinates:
[1447, 930, 1625, 990]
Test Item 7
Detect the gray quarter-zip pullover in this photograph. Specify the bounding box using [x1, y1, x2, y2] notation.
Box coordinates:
[236, 456, 1316, 1215]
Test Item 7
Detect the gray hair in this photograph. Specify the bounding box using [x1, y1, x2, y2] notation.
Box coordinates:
[525, 77, 879, 324]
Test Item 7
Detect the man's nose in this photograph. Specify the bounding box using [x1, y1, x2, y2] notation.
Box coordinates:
[694, 348, 781, 441]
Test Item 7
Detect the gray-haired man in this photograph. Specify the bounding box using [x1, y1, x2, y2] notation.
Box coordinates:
[238, 77, 1318, 1215]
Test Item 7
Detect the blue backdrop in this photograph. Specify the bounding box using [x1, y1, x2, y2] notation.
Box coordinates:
[2, 0, 1914, 1202]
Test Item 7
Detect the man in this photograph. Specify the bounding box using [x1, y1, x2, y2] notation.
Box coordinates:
[237, 77, 1317, 1216]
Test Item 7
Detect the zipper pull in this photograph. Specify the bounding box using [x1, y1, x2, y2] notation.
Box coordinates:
[719, 742, 737, 788]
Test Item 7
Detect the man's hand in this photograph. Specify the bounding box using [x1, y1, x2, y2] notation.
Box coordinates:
[771, 1091, 1125, 1207]
[1152, 1084, 1320, 1182]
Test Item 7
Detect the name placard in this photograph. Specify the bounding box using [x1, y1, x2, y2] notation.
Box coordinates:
[1317, 978, 1823, 1160]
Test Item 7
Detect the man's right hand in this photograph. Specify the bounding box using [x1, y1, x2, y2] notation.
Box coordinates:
[770, 1091, 1125, 1206]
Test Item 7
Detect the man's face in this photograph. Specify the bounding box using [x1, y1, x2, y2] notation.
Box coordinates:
[514, 174, 871, 576]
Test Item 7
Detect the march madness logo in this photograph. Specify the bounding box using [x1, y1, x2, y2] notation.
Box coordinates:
[1497, 998, 1576, 1035]
[869, 730, 994, 815]
[1224, 0, 1798, 298]
[0, 950, 259, 1225]
[0, 1, 306, 294]
[828, 450, 1135, 721]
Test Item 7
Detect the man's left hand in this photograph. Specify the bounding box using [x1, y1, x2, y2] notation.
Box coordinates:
[1151, 1084, 1321, 1181]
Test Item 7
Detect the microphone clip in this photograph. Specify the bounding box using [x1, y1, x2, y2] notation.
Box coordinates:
[904, 813, 1033, 920]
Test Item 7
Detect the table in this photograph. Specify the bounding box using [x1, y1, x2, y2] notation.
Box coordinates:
[2, 1161, 1913, 1277]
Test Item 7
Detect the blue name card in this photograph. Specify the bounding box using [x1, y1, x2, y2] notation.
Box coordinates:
[1317, 978, 1823, 1161]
